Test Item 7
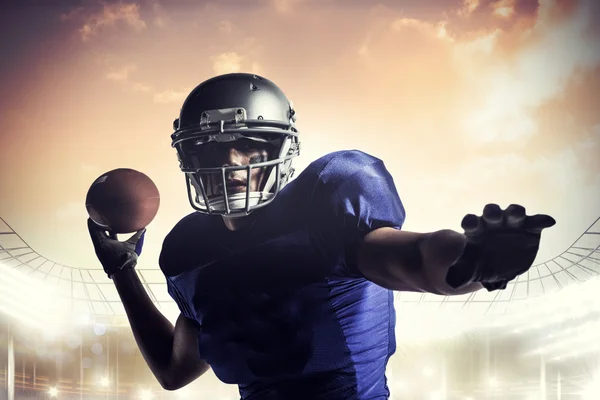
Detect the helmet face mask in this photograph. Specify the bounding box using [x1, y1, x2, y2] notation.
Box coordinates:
[171, 74, 300, 215]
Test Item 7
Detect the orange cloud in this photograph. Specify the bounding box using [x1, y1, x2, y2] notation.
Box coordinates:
[456, 0, 600, 143]
[149, 0, 170, 28]
[446, 0, 539, 44]
[153, 89, 190, 104]
[492, 0, 517, 17]
[391, 18, 454, 42]
[218, 20, 234, 34]
[212, 52, 244, 74]
[132, 82, 153, 93]
[98, 54, 192, 103]
[105, 64, 137, 81]
[270, 0, 294, 14]
[458, 0, 481, 16]
[75, 3, 147, 42]
[453, 28, 501, 59]
[251, 62, 265, 75]
[345, 0, 597, 152]
[266, 0, 304, 14]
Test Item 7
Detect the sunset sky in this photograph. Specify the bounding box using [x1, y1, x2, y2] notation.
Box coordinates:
[0, 0, 599, 273]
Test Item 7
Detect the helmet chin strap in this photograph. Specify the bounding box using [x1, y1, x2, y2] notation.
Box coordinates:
[202, 192, 273, 214]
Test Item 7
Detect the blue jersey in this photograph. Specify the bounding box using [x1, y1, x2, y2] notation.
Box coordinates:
[160, 150, 406, 400]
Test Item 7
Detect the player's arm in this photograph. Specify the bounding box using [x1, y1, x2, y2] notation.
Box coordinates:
[112, 268, 210, 390]
[358, 205, 555, 294]
[356, 228, 483, 296]
[87, 220, 209, 390]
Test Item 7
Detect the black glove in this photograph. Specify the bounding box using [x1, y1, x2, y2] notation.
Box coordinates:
[87, 218, 146, 279]
[446, 204, 555, 292]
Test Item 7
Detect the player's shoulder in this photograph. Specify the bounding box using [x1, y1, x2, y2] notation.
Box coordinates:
[306, 150, 384, 184]
[159, 212, 220, 276]
[308, 149, 382, 170]
[164, 212, 205, 240]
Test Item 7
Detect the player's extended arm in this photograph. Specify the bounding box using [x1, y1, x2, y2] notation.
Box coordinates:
[113, 268, 210, 390]
[357, 204, 555, 295]
[356, 228, 481, 296]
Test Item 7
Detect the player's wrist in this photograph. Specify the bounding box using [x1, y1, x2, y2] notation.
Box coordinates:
[109, 265, 137, 280]
[445, 241, 480, 288]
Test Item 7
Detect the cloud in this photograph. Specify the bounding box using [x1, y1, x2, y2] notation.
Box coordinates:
[149, 0, 170, 28]
[458, 0, 481, 16]
[218, 20, 234, 34]
[492, 0, 517, 18]
[391, 18, 454, 42]
[105, 63, 137, 81]
[101, 58, 163, 100]
[267, 0, 303, 14]
[97, 53, 194, 104]
[103, 62, 155, 94]
[357, 33, 371, 58]
[447, 0, 539, 40]
[210, 51, 264, 77]
[81, 163, 99, 173]
[70, 2, 147, 42]
[453, 28, 501, 59]
[212, 52, 244, 74]
[153, 89, 190, 104]
[454, 0, 600, 143]
[132, 82, 153, 93]
[250, 62, 265, 75]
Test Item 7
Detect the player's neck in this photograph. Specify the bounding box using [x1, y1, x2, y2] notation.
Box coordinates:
[222, 214, 256, 231]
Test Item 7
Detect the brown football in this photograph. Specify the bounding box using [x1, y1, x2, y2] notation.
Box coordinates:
[85, 168, 160, 234]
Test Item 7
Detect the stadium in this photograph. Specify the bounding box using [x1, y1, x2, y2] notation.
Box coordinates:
[1, 216, 598, 400]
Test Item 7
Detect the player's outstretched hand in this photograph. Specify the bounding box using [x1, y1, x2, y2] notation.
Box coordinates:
[87, 218, 146, 279]
[445, 204, 555, 291]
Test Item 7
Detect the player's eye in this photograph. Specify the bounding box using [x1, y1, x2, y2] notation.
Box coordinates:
[249, 154, 268, 164]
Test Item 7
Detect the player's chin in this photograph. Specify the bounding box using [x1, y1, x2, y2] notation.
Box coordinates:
[214, 186, 248, 196]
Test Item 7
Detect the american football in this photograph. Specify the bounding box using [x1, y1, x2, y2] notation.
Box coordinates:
[85, 168, 160, 234]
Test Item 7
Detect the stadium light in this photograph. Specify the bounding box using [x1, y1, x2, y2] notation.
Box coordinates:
[139, 389, 153, 400]
[422, 366, 434, 378]
[175, 387, 190, 398]
[488, 277, 600, 331]
[581, 374, 600, 400]
[0, 261, 71, 331]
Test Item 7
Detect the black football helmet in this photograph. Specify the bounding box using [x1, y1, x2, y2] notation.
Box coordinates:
[171, 73, 300, 215]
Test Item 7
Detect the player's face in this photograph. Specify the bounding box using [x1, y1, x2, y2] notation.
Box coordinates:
[194, 139, 276, 196]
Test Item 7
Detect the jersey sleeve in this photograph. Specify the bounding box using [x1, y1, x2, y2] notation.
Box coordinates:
[309, 150, 406, 277]
[160, 245, 196, 321]
[159, 216, 201, 322]
[165, 277, 196, 321]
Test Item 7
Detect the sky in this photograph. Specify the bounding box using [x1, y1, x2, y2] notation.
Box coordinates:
[0, 0, 599, 274]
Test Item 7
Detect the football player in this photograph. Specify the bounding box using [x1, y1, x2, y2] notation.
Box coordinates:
[88, 73, 555, 400]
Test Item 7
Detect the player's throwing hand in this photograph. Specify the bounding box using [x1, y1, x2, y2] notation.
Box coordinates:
[446, 204, 556, 291]
[87, 218, 146, 279]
